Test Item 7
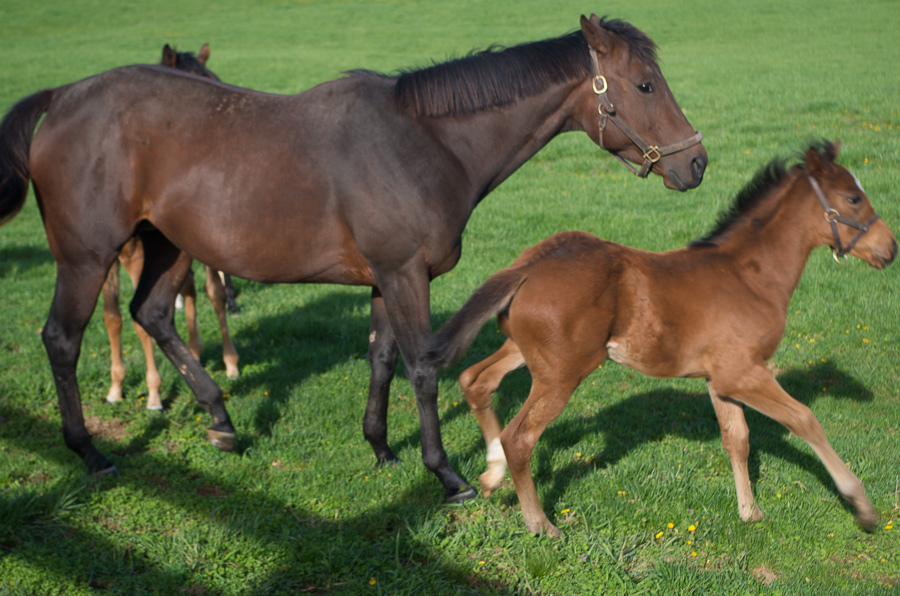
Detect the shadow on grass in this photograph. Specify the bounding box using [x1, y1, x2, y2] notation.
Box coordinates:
[0, 244, 54, 277]
[452, 357, 873, 520]
[0, 403, 513, 594]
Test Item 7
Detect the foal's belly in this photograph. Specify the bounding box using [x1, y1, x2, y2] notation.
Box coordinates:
[606, 337, 707, 380]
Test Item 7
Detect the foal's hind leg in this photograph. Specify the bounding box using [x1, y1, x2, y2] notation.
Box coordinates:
[43, 265, 119, 475]
[716, 366, 876, 530]
[118, 241, 163, 410]
[708, 385, 766, 523]
[179, 269, 203, 361]
[459, 339, 525, 496]
[501, 378, 578, 536]
[131, 231, 235, 451]
[204, 265, 239, 379]
[363, 288, 400, 464]
[102, 262, 127, 404]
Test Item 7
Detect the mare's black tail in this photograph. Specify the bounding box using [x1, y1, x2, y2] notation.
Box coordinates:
[0, 89, 54, 225]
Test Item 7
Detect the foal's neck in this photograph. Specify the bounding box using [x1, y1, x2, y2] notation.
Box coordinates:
[720, 172, 821, 309]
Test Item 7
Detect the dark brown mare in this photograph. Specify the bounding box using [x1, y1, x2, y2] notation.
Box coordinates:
[102, 44, 240, 411]
[0, 15, 706, 501]
[426, 141, 895, 533]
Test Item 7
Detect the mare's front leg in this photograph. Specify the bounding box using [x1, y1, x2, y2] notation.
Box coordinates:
[131, 231, 235, 451]
[362, 287, 400, 464]
[376, 263, 475, 502]
[459, 339, 525, 496]
[44, 263, 119, 475]
[708, 384, 765, 523]
[714, 366, 876, 530]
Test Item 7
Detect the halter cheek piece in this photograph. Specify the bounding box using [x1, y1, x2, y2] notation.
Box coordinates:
[589, 48, 703, 178]
[805, 170, 880, 262]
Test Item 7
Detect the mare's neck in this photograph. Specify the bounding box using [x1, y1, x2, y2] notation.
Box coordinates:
[426, 78, 590, 202]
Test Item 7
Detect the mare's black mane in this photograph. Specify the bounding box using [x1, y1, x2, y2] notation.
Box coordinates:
[349, 18, 657, 117]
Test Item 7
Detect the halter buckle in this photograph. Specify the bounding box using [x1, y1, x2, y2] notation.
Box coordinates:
[643, 146, 661, 163]
[824, 209, 839, 222]
[592, 75, 608, 95]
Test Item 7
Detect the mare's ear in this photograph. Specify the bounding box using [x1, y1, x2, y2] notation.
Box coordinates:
[580, 14, 614, 55]
[162, 44, 177, 68]
[198, 43, 211, 65]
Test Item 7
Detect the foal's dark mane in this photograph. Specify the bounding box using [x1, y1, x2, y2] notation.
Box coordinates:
[351, 18, 657, 118]
[690, 140, 837, 247]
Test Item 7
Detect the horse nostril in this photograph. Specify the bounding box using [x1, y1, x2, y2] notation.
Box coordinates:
[692, 155, 707, 180]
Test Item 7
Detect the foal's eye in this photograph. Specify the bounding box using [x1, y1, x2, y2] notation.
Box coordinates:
[638, 82, 654, 94]
[847, 195, 862, 205]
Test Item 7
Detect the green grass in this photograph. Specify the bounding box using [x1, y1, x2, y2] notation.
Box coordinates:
[2, 0, 899, 593]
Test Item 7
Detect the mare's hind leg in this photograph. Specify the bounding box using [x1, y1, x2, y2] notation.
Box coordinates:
[204, 265, 239, 379]
[708, 384, 766, 523]
[43, 264, 119, 475]
[458, 339, 525, 496]
[501, 378, 579, 537]
[102, 262, 127, 404]
[363, 287, 400, 464]
[131, 230, 235, 451]
[715, 366, 876, 530]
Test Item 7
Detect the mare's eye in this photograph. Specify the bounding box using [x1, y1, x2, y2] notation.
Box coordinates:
[847, 195, 862, 205]
[638, 82, 654, 94]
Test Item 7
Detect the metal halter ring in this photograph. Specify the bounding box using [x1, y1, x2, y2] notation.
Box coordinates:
[642, 146, 662, 163]
[592, 75, 608, 95]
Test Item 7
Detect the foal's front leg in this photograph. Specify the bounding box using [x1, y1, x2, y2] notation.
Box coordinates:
[708, 384, 765, 523]
[715, 366, 876, 530]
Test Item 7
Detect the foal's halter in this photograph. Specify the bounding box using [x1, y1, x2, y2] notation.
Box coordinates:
[806, 170, 880, 262]
[589, 48, 703, 178]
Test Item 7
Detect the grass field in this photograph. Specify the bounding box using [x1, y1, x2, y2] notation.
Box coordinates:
[1, 0, 899, 593]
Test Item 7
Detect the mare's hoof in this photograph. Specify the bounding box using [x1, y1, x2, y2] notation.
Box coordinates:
[93, 464, 120, 478]
[445, 485, 477, 504]
[207, 429, 236, 452]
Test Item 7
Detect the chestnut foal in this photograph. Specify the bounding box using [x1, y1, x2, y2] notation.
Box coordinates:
[427, 141, 895, 535]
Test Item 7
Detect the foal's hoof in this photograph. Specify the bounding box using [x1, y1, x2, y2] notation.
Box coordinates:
[856, 508, 878, 532]
[207, 429, 236, 452]
[445, 485, 478, 504]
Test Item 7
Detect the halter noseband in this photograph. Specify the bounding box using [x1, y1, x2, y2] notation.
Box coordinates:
[806, 170, 880, 262]
[589, 48, 703, 178]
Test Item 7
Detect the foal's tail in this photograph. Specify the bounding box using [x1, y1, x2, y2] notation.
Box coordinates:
[425, 268, 527, 368]
[0, 89, 54, 226]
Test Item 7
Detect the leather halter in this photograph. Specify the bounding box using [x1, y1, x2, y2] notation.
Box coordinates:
[589, 48, 703, 178]
[806, 170, 880, 261]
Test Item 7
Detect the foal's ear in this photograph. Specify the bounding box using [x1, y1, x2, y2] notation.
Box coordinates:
[162, 44, 177, 68]
[804, 139, 840, 174]
[198, 43, 211, 65]
[580, 14, 613, 55]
